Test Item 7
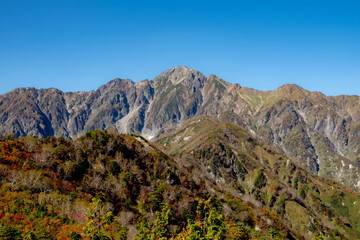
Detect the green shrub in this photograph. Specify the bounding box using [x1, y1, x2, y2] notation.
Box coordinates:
[70, 231, 82, 240]
[149, 184, 165, 212]
[0, 226, 23, 240]
[254, 169, 266, 189]
[110, 161, 121, 176]
[300, 188, 306, 199]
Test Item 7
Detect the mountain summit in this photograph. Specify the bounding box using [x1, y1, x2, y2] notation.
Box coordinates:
[1, 66, 360, 189]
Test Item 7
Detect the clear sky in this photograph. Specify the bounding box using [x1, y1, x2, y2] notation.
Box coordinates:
[0, 0, 359, 96]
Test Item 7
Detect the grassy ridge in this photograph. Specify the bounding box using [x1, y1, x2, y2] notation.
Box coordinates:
[156, 116, 360, 239]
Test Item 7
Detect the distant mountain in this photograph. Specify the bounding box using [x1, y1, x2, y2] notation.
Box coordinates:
[1, 66, 360, 189]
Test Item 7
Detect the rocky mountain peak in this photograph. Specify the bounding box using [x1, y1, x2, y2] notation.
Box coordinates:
[277, 83, 306, 93]
[273, 83, 310, 101]
[170, 65, 190, 73]
[155, 66, 206, 86]
[277, 84, 309, 94]
[207, 74, 227, 84]
[100, 78, 133, 89]
[8, 87, 37, 95]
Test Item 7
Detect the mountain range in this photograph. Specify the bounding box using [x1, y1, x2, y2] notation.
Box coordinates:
[1, 66, 360, 189]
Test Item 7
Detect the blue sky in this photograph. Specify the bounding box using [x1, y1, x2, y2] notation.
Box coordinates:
[0, 0, 359, 96]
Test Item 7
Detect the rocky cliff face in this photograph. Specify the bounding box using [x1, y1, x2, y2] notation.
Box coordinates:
[1, 66, 360, 188]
